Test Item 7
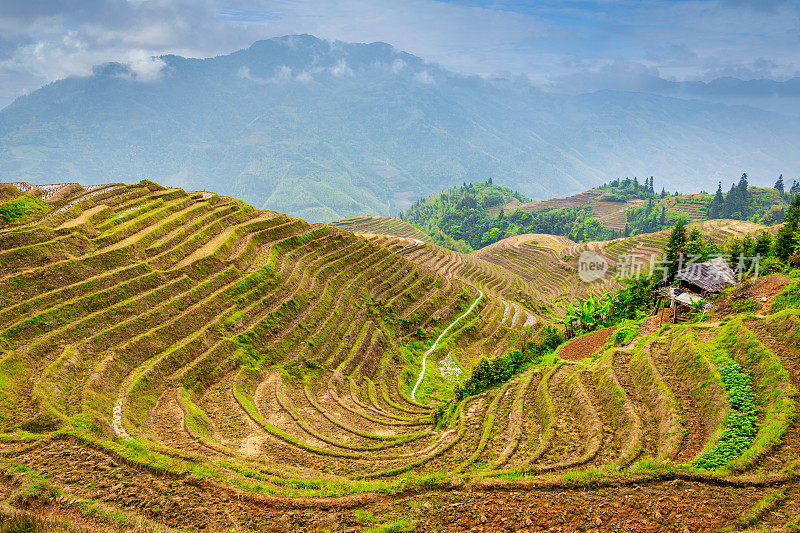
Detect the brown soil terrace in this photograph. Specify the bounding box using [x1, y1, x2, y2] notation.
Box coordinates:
[558, 327, 617, 361]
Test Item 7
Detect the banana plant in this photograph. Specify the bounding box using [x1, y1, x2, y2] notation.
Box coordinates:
[563, 290, 612, 335]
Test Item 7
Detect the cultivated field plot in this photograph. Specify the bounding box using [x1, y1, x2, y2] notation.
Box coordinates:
[1, 182, 799, 531]
[655, 194, 709, 221]
[516, 190, 642, 231]
[469, 220, 773, 314]
[330, 216, 431, 242]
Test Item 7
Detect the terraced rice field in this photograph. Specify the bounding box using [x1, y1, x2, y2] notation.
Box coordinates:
[656, 194, 709, 221]
[469, 220, 772, 316]
[1, 181, 799, 531]
[330, 216, 431, 242]
[516, 190, 642, 231]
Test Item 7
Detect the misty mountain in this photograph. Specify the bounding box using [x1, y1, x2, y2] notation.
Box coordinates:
[649, 77, 800, 117]
[1, 34, 799, 221]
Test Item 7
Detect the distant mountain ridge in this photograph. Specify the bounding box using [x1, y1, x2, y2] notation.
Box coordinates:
[1, 34, 799, 221]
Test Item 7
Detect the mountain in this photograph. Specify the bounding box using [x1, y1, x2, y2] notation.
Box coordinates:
[1, 34, 800, 221]
[652, 77, 800, 117]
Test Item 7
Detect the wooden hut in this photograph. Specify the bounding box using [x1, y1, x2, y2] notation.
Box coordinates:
[655, 257, 737, 323]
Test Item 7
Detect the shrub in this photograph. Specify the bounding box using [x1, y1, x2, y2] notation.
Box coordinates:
[598, 193, 626, 202]
[613, 320, 640, 346]
[761, 256, 786, 275]
[771, 281, 800, 312]
[522, 325, 564, 360]
[0, 195, 50, 224]
[454, 350, 526, 400]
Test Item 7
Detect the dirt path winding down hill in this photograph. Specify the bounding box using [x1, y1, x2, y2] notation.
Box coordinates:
[412, 290, 484, 401]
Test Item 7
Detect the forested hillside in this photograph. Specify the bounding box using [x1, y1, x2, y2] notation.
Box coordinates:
[399, 176, 794, 252]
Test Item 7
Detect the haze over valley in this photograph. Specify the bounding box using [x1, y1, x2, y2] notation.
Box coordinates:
[2, 34, 799, 221]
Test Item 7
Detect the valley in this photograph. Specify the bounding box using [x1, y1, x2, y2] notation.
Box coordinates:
[1, 180, 799, 531]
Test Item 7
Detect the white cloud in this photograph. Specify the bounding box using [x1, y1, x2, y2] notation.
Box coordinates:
[274, 64, 292, 82]
[414, 70, 434, 84]
[124, 52, 166, 81]
[0, 0, 798, 107]
[329, 58, 352, 77]
[239, 64, 314, 84]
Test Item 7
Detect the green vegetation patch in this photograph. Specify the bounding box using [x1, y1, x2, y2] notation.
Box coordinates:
[0, 353, 24, 429]
[708, 319, 798, 472]
[0, 195, 50, 225]
[770, 280, 800, 313]
[692, 358, 757, 470]
[399, 180, 620, 250]
[453, 350, 526, 400]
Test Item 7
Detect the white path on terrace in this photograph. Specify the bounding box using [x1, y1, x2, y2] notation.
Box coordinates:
[411, 290, 484, 401]
[112, 401, 131, 441]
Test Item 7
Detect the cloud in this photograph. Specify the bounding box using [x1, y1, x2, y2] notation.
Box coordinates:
[414, 70, 435, 84]
[700, 57, 782, 80]
[553, 59, 668, 94]
[123, 53, 166, 81]
[329, 58, 352, 77]
[239, 64, 302, 84]
[0, 0, 798, 107]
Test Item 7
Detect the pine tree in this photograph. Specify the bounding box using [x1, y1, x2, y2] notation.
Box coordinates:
[737, 173, 750, 218]
[775, 193, 800, 261]
[633, 177, 639, 195]
[488, 177, 493, 185]
[708, 182, 724, 219]
[775, 174, 784, 194]
[754, 231, 772, 258]
[665, 220, 687, 276]
[660, 187, 666, 198]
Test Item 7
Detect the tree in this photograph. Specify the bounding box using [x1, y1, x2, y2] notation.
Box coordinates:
[708, 182, 724, 219]
[736, 172, 750, 217]
[754, 231, 773, 258]
[742, 233, 755, 257]
[738, 172, 748, 191]
[488, 177, 493, 184]
[775, 193, 800, 261]
[665, 220, 687, 276]
[791, 180, 800, 197]
[722, 183, 737, 218]
[775, 174, 785, 194]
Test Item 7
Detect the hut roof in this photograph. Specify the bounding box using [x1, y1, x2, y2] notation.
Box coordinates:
[675, 257, 737, 293]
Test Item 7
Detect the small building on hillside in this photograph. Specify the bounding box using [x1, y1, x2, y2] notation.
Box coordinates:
[675, 257, 737, 295]
[656, 257, 737, 323]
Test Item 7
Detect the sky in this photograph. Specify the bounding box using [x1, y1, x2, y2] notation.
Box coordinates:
[0, 0, 798, 108]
